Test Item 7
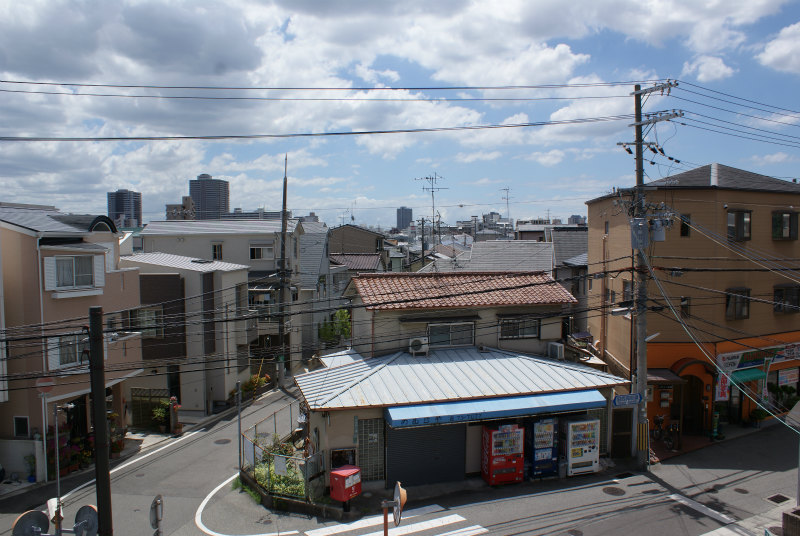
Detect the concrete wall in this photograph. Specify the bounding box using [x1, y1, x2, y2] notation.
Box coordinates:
[0, 438, 45, 482]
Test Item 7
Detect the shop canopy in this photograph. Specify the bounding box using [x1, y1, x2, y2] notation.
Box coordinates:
[730, 368, 766, 384]
[385, 389, 607, 428]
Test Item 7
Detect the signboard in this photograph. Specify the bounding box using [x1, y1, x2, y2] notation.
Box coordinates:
[613, 393, 642, 407]
[717, 343, 800, 371]
[780, 368, 799, 386]
[715, 373, 730, 402]
[35, 377, 56, 394]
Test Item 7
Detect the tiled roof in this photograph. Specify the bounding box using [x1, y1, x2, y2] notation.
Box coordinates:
[296, 346, 627, 410]
[418, 241, 553, 273]
[141, 219, 297, 235]
[551, 228, 588, 266]
[329, 253, 383, 271]
[349, 271, 576, 310]
[120, 252, 249, 272]
[646, 163, 800, 192]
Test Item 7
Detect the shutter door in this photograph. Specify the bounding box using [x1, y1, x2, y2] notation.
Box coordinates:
[386, 424, 466, 486]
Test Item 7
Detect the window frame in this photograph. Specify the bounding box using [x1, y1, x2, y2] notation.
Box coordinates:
[774, 285, 800, 314]
[725, 287, 751, 320]
[138, 306, 164, 338]
[680, 296, 690, 318]
[58, 333, 89, 367]
[212, 243, 223, 260]
[499, 318, 540, 340]
[622, 280, 634, 303]
[13, 416, 29, 438]
[55, 255, 94, 289]
[772, 211, 798, 241]
[679, 214, 691, 237]
[727, 210, 751, 242]
[428, 322, 475, 347]
[249, 244, 275, 260]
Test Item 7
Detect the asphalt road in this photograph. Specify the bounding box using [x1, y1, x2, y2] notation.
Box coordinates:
[2, 407, 796, 536]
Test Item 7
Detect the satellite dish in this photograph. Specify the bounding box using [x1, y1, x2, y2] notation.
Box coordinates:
[392, 481, 407, 527]
[75, 504, 99, 536]
[11, 510, 49, 536]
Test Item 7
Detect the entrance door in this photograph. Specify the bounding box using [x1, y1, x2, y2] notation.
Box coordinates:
[611, 408, 633, 458]
[386, 425, 466, 486]
[357, 418, 384, 481]
[728, 386, 742, 424]
[681, 375, 704, 435]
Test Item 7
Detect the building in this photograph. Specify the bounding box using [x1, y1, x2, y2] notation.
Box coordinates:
[119, 253, 252, 418]
[0, 203, 142, 481]
[586, 163, 800, 441]
[418, 241, 554, 274]
[107, 189, 142, 227]
[222, 208, 285, 220]
[396, 206, 412, 231]
[165, 196, 196, 220]
[551, 227, 589, 333]
[189, 173, 229, 220]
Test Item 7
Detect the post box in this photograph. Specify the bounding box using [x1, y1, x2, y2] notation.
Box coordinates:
[330, 465, 362, 502]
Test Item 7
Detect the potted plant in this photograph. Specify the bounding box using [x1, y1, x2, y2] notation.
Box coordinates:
[24, 454, 36, 483]
[152, 405, 168, 432]
[750, 408, 769, 427]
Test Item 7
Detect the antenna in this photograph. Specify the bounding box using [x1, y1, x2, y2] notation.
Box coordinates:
[416, 173, 447, 247]
[500, 187, 512, 238]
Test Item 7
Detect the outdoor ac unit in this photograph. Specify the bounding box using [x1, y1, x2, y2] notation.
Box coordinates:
[409, 337, 429, 356]
[548, 342, 565, 361]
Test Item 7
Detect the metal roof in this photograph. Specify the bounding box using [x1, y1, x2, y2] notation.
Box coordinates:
[295, 346, 627, 410]
[120, 252, 249, 272]
[0, 203, 99, 234]
[418, 241, 554, 273]
[551, 228, 588, 266]
[141, 219, 297, 236]
[298, 223, 329, 288]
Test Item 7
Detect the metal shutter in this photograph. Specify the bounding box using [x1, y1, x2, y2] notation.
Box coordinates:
[386, 424, 466, 487]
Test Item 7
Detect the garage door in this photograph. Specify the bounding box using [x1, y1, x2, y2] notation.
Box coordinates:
[386, 424, 466, 486]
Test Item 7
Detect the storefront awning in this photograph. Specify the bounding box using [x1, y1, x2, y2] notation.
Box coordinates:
[731, 368, 766, 383]
[385, 389, 607, 428]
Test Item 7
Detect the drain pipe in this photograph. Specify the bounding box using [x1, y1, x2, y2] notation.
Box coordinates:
[36, 232, 48, 483]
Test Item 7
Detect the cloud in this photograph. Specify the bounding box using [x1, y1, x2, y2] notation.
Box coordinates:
[750, 152, 796, 165]
[525, 150, 566, 166]
[454, 151, 502, 163]
[757, 21, 800, 73]
[682, 56, 736, 82]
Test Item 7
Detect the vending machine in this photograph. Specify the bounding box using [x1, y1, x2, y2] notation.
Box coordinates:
[528, 417, 559, 478]
[481, 424, 524, 485]
[562, 418, 600, 476]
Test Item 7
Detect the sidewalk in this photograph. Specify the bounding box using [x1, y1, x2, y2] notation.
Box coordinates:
[649, 418, 777, 464]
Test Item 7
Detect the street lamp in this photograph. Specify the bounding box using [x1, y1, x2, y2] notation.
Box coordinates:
[53, 402, 74, 531]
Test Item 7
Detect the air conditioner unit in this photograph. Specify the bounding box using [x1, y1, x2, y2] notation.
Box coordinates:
[409, 337, 429, 356]
[548, 342, 565, 361]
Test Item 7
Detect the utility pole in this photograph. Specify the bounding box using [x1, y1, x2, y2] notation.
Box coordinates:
[626, 81, 681, 470]
[89, 306, 113, 535]
[501, 187, 512, 238]
[278, 155, 288, 386]
[416, 174, 447, 247]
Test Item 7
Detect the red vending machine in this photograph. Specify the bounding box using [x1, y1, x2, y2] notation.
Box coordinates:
[481, 424, 524, 485]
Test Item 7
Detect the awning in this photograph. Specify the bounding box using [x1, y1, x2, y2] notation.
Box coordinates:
[731, 368, 766, 383]
[385, 389, 607, 429]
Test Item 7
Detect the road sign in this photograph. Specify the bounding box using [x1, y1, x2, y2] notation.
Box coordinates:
[613, 393, 642, 407]
[35, 377, 55, 394]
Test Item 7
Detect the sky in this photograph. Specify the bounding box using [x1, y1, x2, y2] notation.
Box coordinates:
[1, 1, 800, 230]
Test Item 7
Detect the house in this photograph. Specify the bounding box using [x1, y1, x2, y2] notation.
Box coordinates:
[330, 224, 387, 266]
[0, 203, 142, 481]
[295, 346, 628, 487]
[417, 241, 554, 274]
[345, 271, 576, 358]
[118, 253, 252, 419]
[586, 163, 800, 438]
[551, 227, 589, 333]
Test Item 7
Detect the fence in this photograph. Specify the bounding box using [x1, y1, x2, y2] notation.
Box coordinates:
[241, 399, 325, 501]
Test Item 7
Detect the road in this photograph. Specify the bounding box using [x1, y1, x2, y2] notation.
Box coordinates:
[2, 406, 796, 536]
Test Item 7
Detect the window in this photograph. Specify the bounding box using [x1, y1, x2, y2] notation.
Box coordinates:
[604, 288, 616, 304]
[680, 214, 691, 237]
[55, 255, 94, 288]
[59, 334, 89, 366]
[727, 210, 751, 241]
[500, 318, 540, 339]
[680, 296, 690, 318]
[622, 280, 634, 303]
[774, 285, 800, 313]
[138, 306, 164, 338]
[212, 243, 223, 260]
[13, 416, 29, 438]
[428, 322, 474, 346]
[250, 245, 274, 260]
[772, 211, 798, 240]
[604, 221, 609, 234]
[725, 287, 750, 319]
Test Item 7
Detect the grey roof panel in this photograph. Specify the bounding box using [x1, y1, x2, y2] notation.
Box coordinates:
[418, 241, 553, 273]
[551, 228, 588, 266]
[120, 252, 249, 272]
[296, 346, 627, 410]
[0, 204, 91, 234]
[141, 219, 297, 236]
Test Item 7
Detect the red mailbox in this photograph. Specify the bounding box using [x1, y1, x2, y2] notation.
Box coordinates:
[330, 465, 362, 502]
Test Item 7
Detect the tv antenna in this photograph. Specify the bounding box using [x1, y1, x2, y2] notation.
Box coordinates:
[416, 173, 447, 247]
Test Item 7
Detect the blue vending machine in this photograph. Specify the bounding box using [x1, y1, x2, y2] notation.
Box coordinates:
[530, 417, 559, 478]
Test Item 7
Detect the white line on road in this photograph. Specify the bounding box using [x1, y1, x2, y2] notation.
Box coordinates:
[668, 493, 736, 525]
[61, 430, 200, 501]
[357, 514, 465, 536]
[435, 526, 488, 536]
[195, 473, 298, 536]
[305, 505, 445, 536]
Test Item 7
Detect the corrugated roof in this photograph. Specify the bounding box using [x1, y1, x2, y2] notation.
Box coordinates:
[349, 271, 575, 310]
[330, 253, 383, 271]
[418, 241, 554, 273]
[141, 219, 297, 236]
[551, 228, 588, 266]
[0, 203, 94, 234]
[296, 346, 627, 410]
[120, 252, 249, 272]
[299, 223, 329, 288]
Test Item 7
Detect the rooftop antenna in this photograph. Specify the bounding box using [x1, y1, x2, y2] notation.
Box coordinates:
[501, 187, 512, 238]
[416, 173, 447, 247]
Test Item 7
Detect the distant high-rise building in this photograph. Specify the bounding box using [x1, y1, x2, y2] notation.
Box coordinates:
[107, 189, 142, 227]
[568, 214, 586, 225]
[166, 196, 196, 220]
[396, 206, 412, 230]
[189, 173, 229, 220]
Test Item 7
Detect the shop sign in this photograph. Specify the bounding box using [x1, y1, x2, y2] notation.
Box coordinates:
[779, 368, 799, 386]
[717, 343, 799, 371]
[715, 373, 730, 402]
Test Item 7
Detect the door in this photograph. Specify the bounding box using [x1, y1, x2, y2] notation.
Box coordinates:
[386, 424, 466, 487]
[681, 375, 704, 435]
[610, 408, 632, 458]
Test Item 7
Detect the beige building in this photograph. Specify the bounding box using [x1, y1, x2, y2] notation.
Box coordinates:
[0, 203, 142, 481]
[587, 164, 800, 440]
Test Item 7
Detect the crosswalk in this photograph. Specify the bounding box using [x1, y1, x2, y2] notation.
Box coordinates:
[304, 504, 488, 536]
